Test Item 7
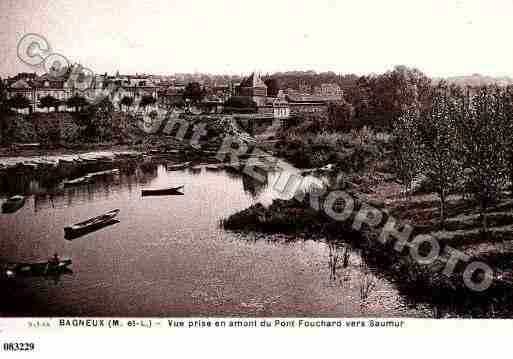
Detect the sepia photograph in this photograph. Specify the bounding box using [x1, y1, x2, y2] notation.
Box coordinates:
[1, 2, 513, 352]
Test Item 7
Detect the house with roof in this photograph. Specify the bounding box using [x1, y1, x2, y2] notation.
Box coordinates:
[232, 72, 290, 119]
[5, 70, 159, 113]
[237, 72, 268, 105]
[6, 77, 72, 112]
[285, 93, 331, 115]
[233, 72, 345, 119]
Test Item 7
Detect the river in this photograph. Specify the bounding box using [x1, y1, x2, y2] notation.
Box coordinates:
[0, 159, 435, 317]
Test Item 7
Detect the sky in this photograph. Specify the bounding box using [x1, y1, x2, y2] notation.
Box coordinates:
[1, 0, 513, 78]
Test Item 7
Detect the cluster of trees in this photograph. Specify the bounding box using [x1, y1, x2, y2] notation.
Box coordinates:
[0, 93, 92, 113]
[4, 93, 31, 112]
[263, 78, 280, 97]
[2, 92, 159, 114]
[223, 96, 257, 113]
[263, 71, 359, 93]
[77, 97, 116, 141]
[38, 95, 61, 112]
[392, 85, 513, 231]
[326, 66, 432, 131]
[183, 82, 205, 103]
[119, 95, 156, 111]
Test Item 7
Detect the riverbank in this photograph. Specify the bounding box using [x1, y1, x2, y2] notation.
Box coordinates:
[221, 173, 513, 317]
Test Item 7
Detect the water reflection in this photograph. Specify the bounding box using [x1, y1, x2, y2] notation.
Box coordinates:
[242, 173, 268, 198]
[0, 158, 437, 317]
[327, 241, 351, 282]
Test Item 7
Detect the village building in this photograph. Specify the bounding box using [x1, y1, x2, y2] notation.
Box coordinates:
[313, 83, 343, 98]
[5, 70, 159, 112]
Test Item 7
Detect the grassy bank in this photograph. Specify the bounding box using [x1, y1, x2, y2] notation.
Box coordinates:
[221, 183, 513, 317]
[0, 111, 139, 148]
[271, 122, 391, 175]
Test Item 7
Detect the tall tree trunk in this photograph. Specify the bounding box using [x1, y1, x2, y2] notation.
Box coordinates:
[509, 153, 513, 198]
[439, 189, 446, 230]
[480, 199, 488, 235]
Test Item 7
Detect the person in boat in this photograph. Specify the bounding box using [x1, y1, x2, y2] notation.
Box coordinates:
[49, 253, 60, 267]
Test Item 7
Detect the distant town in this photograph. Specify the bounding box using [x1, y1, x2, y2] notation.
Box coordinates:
[1, 66, 350, 121]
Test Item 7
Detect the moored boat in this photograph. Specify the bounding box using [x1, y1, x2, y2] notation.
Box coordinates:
[205, 164, 224, 171]
[2, 195, 26, 213]
[166, 161, 191, 171]
[64, 209, 120, 239]
[4, 258, 72, 277]
[63, 169, 120, 187]
[141, 185, 184, 196]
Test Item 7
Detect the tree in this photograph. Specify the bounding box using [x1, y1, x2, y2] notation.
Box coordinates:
[0, 77, 10, 144]
[183, 82, 204, 103]
[327, 101, 355, 131]
[139, 95, 156, 110]
[498, 86, 513, 198]
[223, 96, 257, 113]
[149, 110, 158, 121]
[166, 96, 185, 109]
[345, 66, 432, 130]
[78, 96, 114, 141]
[39, 95, 60, 112]
[7, 94, 31, 113]
[66, 94, 88, 112]
[120, 96, 134, 111]
[416, 90, 461, 227]
[96, 97, 115, 115]
[392, 108, 421, 196]
[264, 77, 280, 97]
[0, 77, 6, 106]
[456, 87, 507, 232]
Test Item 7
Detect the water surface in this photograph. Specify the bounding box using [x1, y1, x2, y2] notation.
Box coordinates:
[0, 161, 434, 317]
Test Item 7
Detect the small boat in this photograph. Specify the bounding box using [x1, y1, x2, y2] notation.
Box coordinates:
[141, 185, 184, 197]
[4, 258, 72, 277]
[2, 195, 26, 213]
[64, 209, 120, 239]
[166, 161, 191, 171]
[63, 169, 120, 187]
[190, 166, 202, 173]
[11, 142, 40, 150]
[205, 164, 224, 171]
[63, 176, 92, 186]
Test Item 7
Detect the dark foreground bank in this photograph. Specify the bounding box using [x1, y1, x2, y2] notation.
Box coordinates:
[222, 189, 513, 318]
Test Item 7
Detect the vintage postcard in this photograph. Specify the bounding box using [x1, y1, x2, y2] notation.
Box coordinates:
[1, 0, 512, 357]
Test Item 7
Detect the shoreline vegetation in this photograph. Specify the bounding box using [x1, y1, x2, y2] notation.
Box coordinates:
[221, 178, 513, 317]
[223, 84, 513, 317]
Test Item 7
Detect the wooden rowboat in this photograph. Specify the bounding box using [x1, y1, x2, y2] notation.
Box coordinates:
[190, 166, 202, 173]
[141, 185, 184, 197]
[4, 258, 72, 277]
[64, 209, 120, 239]
[63, 169, 120, 187]
[2, 195, 26, 213]
[205, 164, 224, 171]
[166, 161, 191, 171]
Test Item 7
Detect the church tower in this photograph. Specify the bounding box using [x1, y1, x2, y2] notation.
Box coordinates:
[238, 72, 268, 106]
